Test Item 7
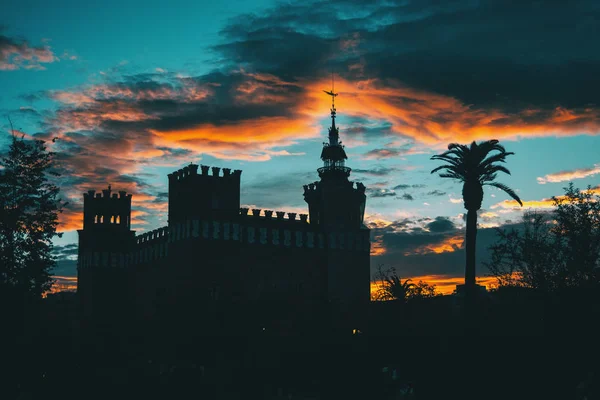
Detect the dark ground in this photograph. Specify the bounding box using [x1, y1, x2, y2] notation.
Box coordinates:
[2, 288, 600, 400]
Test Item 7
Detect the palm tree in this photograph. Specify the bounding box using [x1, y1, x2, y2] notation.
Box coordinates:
[430, 140, 523, 293]
[374, 265, 415, 302]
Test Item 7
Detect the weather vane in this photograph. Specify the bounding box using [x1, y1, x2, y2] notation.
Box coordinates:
[323, 72, 338, 109]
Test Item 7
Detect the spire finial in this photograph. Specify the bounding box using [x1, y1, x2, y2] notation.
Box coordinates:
[323, 73, 339, 145]
[323, 72, 337, 109]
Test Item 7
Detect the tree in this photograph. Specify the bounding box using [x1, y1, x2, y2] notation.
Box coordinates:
[0, 133, 63, 304]
[373, 265, 438, 302]
[485, 210, 560, 291]
[552, 183, 600, 288]
[486, 184, 600, 291]
[430, 140, 523, 294]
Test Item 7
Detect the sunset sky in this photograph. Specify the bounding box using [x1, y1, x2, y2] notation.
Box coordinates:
[2, 0, 599, 293]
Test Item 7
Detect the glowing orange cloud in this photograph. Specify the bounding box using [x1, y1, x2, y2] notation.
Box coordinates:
[58, 209, 83, 232]
[302, 77, 600, 147]
[370, 233, 386, 256]
[151, 116, 319, 161]
[407, 235, 464, 256]
[45, 276, 77, 296]
[537, 164, 600, 184]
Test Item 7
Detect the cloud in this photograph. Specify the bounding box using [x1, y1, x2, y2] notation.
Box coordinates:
[393, 183, 425, 190]
[52, 243, 78, 260]
[214, 0, 600, 146]
[426, 216, 455, 233]
[369, 217, 524, 278]
[449, 196, 463, 204]
[367, 188, 396, 198]
[361, 143, 424, 159]
[352, 166, 398, 176]
[0, 33, 58, 70]
[537, 164, 600, 184]
[398, 193, 414, 201]
[32, 0, 600, 234]
[426, 189, 446, 196]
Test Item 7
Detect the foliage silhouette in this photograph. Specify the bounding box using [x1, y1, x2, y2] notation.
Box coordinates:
[373, 264, 438, 302]
[0, 133, 63, 304]
[430, 140, 522, 294]
[485, 210, 559, 290]
[486, 183, 600, 290]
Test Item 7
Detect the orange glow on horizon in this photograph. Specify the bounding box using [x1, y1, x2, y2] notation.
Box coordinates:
[45, 276, 77, 297]
[371, 275, 498, 298]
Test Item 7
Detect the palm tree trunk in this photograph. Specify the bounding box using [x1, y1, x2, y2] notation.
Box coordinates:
[465, 208, 478, 289]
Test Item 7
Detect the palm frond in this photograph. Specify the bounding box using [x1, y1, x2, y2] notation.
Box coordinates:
[439, 172, 464, 180]
[482, 165, 512, 176]
[478, 152, 511, 169]
[430, 165, 459, 175]
[430, 154, 462, 166]
[485, 181, 523, 206]
[479, 172, 497, 183]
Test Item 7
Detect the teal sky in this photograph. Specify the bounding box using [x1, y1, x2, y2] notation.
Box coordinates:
[2, 0, 599, 291]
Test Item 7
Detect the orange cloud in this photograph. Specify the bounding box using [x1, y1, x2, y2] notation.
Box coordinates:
[407, 234, 464, 256]
[370, 233, 386, 256]
[0, 35, 58, 71]
[45, 276, 77, 296]
[537, 164, 600, 184]
[58, 209, 82, 232]
[302, 77, 600, 147]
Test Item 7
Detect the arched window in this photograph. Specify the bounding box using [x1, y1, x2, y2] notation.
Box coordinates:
[96, 214, 100, 223]
[116, 215, 120, 224]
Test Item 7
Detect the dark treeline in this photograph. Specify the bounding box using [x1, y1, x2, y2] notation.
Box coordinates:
[4, 290, 600, 400]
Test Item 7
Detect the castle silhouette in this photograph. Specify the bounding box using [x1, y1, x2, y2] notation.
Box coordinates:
[77, 90, 371, 333]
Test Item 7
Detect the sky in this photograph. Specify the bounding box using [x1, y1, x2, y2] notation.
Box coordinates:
[1, 0, 599, 294]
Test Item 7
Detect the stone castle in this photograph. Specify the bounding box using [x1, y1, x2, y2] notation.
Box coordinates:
[77, 91, 371, 333]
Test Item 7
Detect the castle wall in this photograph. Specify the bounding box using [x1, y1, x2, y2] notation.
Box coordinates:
[122, 210, 369, 331]
[78, 159, 371, 333]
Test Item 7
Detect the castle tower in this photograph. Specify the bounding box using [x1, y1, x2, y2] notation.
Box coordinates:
[77, 185, 135, 320]
[303, 81, 370, 328]
[303, 85, 367, 231]
[167, 163, 242, 225]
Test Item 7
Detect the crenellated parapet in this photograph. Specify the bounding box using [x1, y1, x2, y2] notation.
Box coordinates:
[82, 185, 133, 229]
[167, 164, 242, 182]
[136, 226, 169, 245]
[163, 217, 369, 252]
[239, 208, 309, 224]
[119, 215, 370, 267]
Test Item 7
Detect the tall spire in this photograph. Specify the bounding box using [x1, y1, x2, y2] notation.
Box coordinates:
[323, 72, 339, 145]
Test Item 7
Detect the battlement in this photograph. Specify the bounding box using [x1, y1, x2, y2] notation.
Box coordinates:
[119, 216, 370, 267]
[239, 208, 308, 223]
[136, 226, 168, 245]
[82, 185, 133, 229]
[167, 164, 242, 182]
